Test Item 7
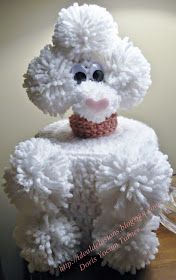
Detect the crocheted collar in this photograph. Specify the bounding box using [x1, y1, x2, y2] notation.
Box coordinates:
[69, 113, 117, 138]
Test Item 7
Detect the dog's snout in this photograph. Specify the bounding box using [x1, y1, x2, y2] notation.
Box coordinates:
[85, 98, 109, 112]
[73, 81, 118, 123]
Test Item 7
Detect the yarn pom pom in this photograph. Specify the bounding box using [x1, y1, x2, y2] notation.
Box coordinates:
[23, 45, 75, 116]
[14, 215, 81, 273]
[96, 146, 172, 219]
[53, 3, 118, 55]
[3, 138, 73, 213]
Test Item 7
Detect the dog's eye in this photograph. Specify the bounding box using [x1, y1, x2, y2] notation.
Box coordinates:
[90, 63, 104, 82]
[93, 70, 104, 82]
[71, 64, 87, 84]
[74, 72, 86, 84]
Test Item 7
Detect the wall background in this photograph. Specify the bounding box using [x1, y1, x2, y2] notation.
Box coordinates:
[0, 0, 176, 277]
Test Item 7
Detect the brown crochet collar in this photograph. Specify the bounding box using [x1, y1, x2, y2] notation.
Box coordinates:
[69, 113, 117, 138]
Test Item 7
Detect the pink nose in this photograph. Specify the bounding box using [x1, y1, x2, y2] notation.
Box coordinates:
[85, 98, 109, 112]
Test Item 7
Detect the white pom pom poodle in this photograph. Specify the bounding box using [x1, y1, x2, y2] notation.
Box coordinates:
[3, 3, 172, 275]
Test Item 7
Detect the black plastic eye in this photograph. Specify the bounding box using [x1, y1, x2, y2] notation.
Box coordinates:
[74, 72, 86, 84]
[90, 63, 104, 82]
[93, 70, 104, 82]
[71, 64, 87, 84]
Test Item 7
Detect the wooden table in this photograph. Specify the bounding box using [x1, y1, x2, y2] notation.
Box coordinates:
[139, 224, 176, 280]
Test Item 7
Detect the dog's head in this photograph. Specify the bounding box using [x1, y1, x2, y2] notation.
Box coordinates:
[24, 3, 151, 124]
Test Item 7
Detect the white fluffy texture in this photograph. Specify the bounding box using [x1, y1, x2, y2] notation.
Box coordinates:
[24, 4, 151, 119]
[93, 215, 160, 274]
[3, 168, 42, 215]
[5, 137, 73, 213]
[72, 80, 121, 123]
[3, 3, 171, 273]
[23, 45, 76, 116]
[53, 3, 118, 55]
[103, 37, 151, 109]
[14, 215, 81, 273]
[36, 117, 158, 155]
[69, 157, 101, 248]
[95, 146, 172, 220]
[3, 117, 172, 274]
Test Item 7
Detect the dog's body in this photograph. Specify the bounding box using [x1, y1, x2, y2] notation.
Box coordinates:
[3, 3, 172, 275]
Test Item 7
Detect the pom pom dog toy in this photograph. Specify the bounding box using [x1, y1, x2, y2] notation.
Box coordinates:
[3, 3, 172, 275]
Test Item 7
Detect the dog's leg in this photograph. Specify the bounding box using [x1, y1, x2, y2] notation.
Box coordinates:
[14, 213, 81, 274]
[3, 137, 82, 273]
[93, 147, 172, 274]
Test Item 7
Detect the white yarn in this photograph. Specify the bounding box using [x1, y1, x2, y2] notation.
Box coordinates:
[3, 116, 172, 274]
[69, 157, 101, 247]
[5, 137, 73, 213]
[3, 2, 172, 275]
[96, 145, 172, 220]
[100, 216, 160, 274]
[72, 80, 121, 123]
[4, 168, 42, 215]
[53, 3, 118, 55]
[36, 117, 158, 157]
[92, 195, 161, 274]
[23, 45, 76, 116]
[14, 214, 81, 273]
[24, 4, 151, 119]
[103, 37, 151, 109]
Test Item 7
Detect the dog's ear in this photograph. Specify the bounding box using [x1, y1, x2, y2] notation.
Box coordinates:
[104, 38, 151, 109]
[23, 45, 76, 116]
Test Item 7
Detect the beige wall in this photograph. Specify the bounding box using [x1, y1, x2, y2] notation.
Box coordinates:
[0, 1, 175, 275]
[0, 0, 176, 178]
